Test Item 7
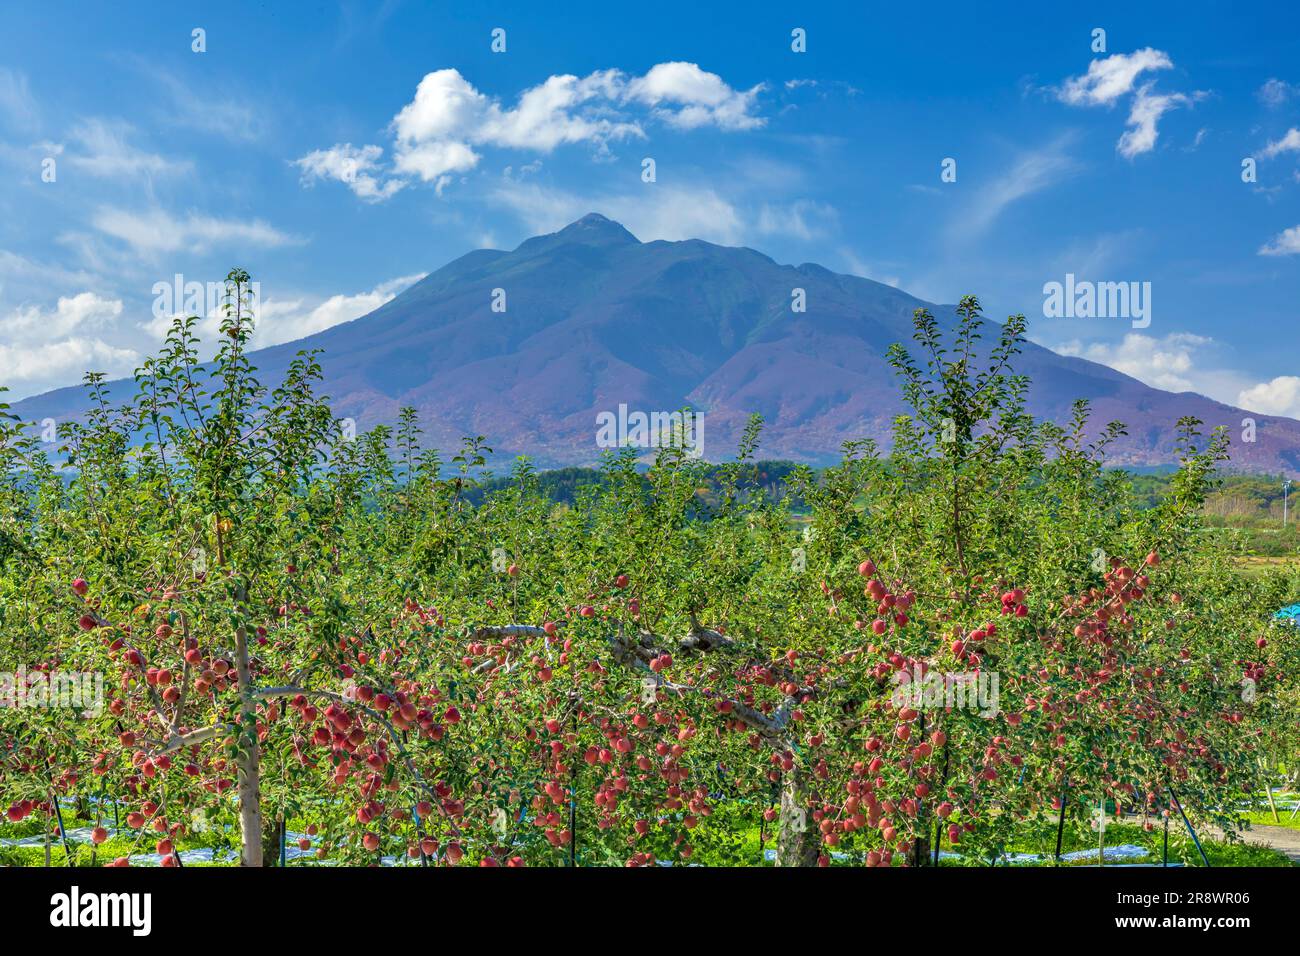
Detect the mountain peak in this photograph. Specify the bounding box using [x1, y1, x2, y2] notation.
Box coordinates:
[12, 216, 1300, 476]
[551, 212, 639, 245]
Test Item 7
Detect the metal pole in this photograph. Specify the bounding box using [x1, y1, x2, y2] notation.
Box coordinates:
[914, 712, 926, 868]
[1097, 798, 1105, 867]
[1168, 785, 1211, 867]
[1054, 780, 1069, 865]
[1163, 806, 1169, 867]
[51, 794, 75, 865]
[568, 697, 577, 868]
[1262, 762, 1281, 824]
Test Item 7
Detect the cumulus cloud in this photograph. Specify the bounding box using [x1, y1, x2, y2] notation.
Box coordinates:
[295, 143, 404, 202]
[1118, 86, 1199, 158]
[141, 274, 426, 350]
[250, 273, 426, 347]
[625, 62, 765, 130]
[1054, 332, 1213, 392]
[1058, 48, 1173, 106]
[1239, 376, 1300, 418]
[0, 292, 139, 395]
[1261, 128, 1300, 158]
[384, 67, 646, 185]
[1056, 49, 1200, 158]
[6, 291, 121, 339]
[298, 62, 763, 201]
[91, 206, 303, 256]
[1046, 331, 1268, 410]
[1258, 224, 1300, 256]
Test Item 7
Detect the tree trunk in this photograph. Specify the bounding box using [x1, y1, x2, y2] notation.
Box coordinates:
[775, 768, 820, 867]
[262, 812, 285, 867]
[234, 622, 263, 866]
[913, 829, 932, 866]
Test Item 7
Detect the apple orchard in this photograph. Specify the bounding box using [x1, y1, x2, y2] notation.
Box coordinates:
[1, 275, 1296, 867]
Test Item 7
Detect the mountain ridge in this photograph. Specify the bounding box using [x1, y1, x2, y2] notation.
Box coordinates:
[10, 213, 1300, 476]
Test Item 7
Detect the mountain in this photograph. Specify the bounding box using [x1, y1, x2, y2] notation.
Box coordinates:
[11, 213, 1300, 475]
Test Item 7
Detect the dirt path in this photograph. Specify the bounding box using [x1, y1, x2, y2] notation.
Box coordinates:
[1207, 823, 1300, 864]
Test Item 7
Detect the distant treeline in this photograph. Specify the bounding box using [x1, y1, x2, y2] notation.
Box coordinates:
[463, 461, 1299, 554]
[462, 461, 809, 509]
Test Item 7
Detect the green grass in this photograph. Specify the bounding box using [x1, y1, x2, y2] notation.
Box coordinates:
[934, 819, 1293, 867]
[3, 803, 1294, 867]
[1238, 809, 1300, 832]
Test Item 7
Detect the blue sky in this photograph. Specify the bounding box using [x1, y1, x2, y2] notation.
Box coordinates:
[1, 0, 1299, 417]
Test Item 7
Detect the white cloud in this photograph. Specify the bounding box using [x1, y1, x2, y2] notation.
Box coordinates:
[299, 62, 762, 201]
[0, 339, 139, 394]
[91, 206, 303, 256]
[1058, 48, 1173, 106]
[141, 274, 427, 350]
[386, 68, 642, 184]
[0, 293, 138, 395]
[64, 119, 190, 179]
[1118, 85, 1198, 159]
[393, 139, 480, 183]
[1056, 49, 1199, 159]
[295, 143, 404, 202]
[961, 135, 1080, 236]
[625, 62, 765, 131]
[486, 70, 636, 148]
[1054, 332, 1212, 392]
[1239, 376, 1300, 418]
[1261, 128, 1300, 158]
[251, 273, 426, 347]
[6, 291, 121, 338]
[1259, 224, 1300, 256]
[1258, 78, 1298, 108]
[1047, 332, 1262, 410]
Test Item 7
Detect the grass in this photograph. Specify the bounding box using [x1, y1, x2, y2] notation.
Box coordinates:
[4, 797, 1297, 868]
[1238, 809, 1300, 832]
[936, 819, 1293, 868]
[3, 817, 1292, 867]
[1231, 554, 1300, 578]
